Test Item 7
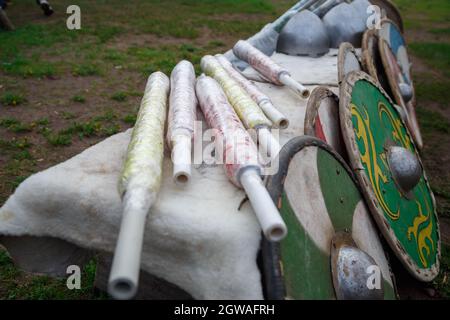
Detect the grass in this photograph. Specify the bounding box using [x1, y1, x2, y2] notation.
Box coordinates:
[1, 56, 57, 78]
[0, 118, 32, 133]
[417, 108, 450, 134]
[178, 0, 275, 15]
[0, 118, 20, 127]
[0, 0, 281, 80]
[72, 95, 86, 103]
[0, 23, 77, 58]
[13, 150, 33, 161]
[409, 43, 450, 78]
[122, 113, 137, 125]
[71, 63, 102, 77]
[41, 110, 121, 146]
[0, 137, 31, 152]
[0, 135, 35, 199]
[430, 27, 450, 35]
[138, 19, 200, 39]
[104, 49, 127, 62]
[393, 0, 450, 28]
[1, 117, 51, 134]
[35, 117, 50, 126]
[207, 40, 226, 48]
[111, 91, 128, 102]
[125, 43, 211, 75]
[414, 77, 450, 107]
[44, 131, 73, 146]
[88, 25, 123, 44]
[433, 244, 450, 298]
[195, 18, 265, 35]
[61, 112, 77, 120]
[0, 248, 106, 299]
[1, 92, 26, 106]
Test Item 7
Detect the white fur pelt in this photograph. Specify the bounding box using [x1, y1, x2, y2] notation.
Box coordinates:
[0, 129, 263, 299]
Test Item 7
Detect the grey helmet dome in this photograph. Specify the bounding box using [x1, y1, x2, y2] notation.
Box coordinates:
[322, 2, 367, 48]
[351, 0, 372, 26]
[277, 10, 330, 57]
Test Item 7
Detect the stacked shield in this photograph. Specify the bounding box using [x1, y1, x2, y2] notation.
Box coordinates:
[227, 0, 440, 299]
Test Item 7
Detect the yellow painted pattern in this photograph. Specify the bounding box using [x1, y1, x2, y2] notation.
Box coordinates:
[407, 184, 435, 268]
[351, 103, 400, 220]
[378, 102, 412, 150]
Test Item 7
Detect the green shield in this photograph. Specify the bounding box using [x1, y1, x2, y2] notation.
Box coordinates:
[262, 136, 396, 300]
[339, 71, 440, 282]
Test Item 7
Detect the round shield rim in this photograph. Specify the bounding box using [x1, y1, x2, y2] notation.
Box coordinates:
[337, 42, 361, 85]
[262, 135, 396, 299]
[339, 70, 441, 281]
[304, 86, 339, 137]
[379, 18, 422, 138]
[378, 18, 414, 96]
[378, 36, 423, 149]
[361, 28, 380, 82]
[368, 0, 404, 32]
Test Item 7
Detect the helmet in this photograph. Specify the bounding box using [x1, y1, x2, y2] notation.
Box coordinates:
[277, 10, 330, 57]
[322, 2, 367, 48]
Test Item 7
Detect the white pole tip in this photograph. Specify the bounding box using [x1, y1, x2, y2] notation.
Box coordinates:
[266, 224, 288, 242]
[108, 278, 138, 300]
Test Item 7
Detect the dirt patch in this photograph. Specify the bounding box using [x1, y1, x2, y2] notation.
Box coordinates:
[107, 33, 190, 50]
[404, 28, 450, 44]
[441, 218, 450, 246]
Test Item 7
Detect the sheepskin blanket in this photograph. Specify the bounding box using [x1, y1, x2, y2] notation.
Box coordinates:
[0, 52, 339, 299]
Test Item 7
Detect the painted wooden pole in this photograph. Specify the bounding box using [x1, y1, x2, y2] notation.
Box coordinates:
[196, 75, 287, 241]
[233, 40, 310, 98]
[216, 54, 289, 129]
[167, 60, 197, 184]
[201, 55, 281, 158]
[108, 72, 170, 300]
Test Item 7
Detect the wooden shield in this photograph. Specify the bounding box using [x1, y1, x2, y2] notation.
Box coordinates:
[379, 20, 409, 80]
[262, 136, 396, 300]
[378, 30, 423, 149]
[304, 87, 346, 158]
[361, 29, 379, 82]
[369, 0, 404, 32]
[361, 29, 391, 93]
[338, 42, 362, 84]
[339, 71, 440, 282]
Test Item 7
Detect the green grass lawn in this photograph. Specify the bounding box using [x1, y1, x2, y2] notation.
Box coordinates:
[0, 0, 449, 299]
